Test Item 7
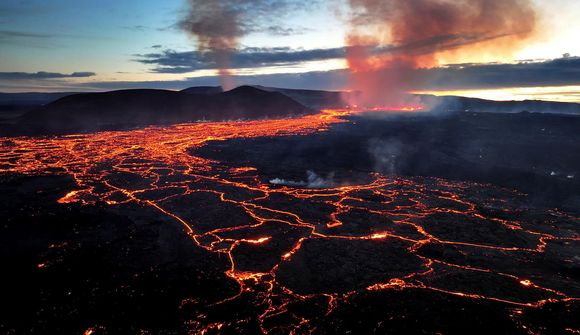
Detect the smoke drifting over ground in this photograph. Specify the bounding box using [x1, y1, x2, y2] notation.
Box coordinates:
[345, 0, 537, 107]
[368, 138, 405, 175]
[270, 170, 335, 188]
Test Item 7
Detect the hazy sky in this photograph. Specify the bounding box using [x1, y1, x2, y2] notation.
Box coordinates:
[1, 0, 579, 101]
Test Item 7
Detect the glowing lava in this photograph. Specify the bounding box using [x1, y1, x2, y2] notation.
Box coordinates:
[1, 108, 578, 333]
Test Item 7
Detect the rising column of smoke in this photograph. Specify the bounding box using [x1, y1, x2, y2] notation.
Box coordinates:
[179, 0, 303, 91]
[345, 0, 537, 108]
[180, 1, 243, 90]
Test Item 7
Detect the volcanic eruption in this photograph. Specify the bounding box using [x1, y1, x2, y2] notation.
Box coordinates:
[180, 0, 243, 90]
[2, 1, 580, 334]
[179, 0, 295, 91]
[345, 0, 538, 109]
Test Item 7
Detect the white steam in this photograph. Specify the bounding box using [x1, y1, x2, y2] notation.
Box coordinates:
[269, 170, 335, 188]
[368, 138, 404, 175]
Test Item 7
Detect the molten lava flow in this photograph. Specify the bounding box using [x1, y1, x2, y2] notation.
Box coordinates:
[244, 237, 271, 244]
[1, 109, 578, 333]
[57, 190, 80, 204]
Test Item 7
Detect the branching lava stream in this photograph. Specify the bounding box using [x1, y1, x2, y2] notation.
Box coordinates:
[1, 109, 578, 334]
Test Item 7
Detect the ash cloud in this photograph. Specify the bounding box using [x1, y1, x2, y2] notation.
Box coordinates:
[179, 1, 242, 89]
[345, 0, 538, 106]
[178, 0, 320, 89]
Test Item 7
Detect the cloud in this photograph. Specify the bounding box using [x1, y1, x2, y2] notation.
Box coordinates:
[122, 25, 151, 32]
[134, 34, 522, 74]
[5, 56, 579, 94]
[0, 72, 96, 80]
[418, 57, 580, 90]
[263, 25, 311, 36]
[132, 53, 580, 91]
[0, 30, 59, 47]
[0, 30, 52, 39]
[64, 56, 580, 92]
[64, 69, 346, 92]
[0, 29, 105, 48]
[135, 47, 345, 73]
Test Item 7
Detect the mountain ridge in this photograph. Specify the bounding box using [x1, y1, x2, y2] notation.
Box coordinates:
[8, 86, 313, 135]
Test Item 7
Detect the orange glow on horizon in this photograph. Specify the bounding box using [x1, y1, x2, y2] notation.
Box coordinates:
[417, 85, 580, 104]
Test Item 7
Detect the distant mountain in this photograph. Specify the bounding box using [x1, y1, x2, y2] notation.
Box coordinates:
[252, 86, 349, 109]
[3, 86, 580, 136]
[179, 85, 348, 109]
[421, 95, 580, 115]
[0, 92, 80, 120]
[0, 92, 78, 106]
[10, 86, 312, 135]
[181, 86, 223, 95]
[251, 87, 580, 115]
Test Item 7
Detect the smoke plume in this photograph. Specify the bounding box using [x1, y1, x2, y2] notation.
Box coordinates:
[180, 1, 244, 90]
[345, 0, 537, 107]
[368, 138, 404, 175]
[180, 1, 311, 90]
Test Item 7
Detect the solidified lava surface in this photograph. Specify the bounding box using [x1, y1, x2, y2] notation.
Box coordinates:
[0, 110, 579, 334]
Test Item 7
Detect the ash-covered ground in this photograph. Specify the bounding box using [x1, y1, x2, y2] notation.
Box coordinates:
[1, 110, 579, 334]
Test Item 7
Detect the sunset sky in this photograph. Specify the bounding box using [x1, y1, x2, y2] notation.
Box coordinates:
[1, 0, 579, 102]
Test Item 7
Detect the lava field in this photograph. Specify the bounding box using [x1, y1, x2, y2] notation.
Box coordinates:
[1, 110, 579, 334]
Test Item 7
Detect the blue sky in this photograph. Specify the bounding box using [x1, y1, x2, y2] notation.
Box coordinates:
[1, 0, 580, 102]
[0, 0, 344, 75]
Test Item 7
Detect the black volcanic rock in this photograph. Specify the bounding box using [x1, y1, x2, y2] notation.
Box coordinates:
[253, 85, 348, 109]
[276, 237, 425, 294]
[195, 111, 580, 208]
[12, 86, 312, 135]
